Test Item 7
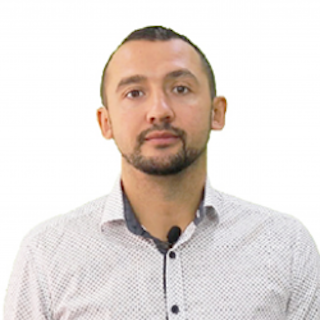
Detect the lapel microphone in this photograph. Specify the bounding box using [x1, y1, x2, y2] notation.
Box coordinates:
[167, 226, 182, 248]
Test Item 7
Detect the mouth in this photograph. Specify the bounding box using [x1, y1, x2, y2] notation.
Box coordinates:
[145, 136, 180, 145]
[145, 131, 179, 140]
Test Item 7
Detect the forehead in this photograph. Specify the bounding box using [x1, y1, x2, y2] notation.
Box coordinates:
[106, 39, 204, 90]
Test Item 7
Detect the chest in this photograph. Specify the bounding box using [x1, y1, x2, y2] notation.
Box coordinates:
[49, 241, 290, 319]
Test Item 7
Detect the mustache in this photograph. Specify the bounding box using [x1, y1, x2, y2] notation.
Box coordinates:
[137, 123, 186, 145]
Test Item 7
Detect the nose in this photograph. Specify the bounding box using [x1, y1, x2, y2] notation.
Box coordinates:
[146, 90, 175, 125]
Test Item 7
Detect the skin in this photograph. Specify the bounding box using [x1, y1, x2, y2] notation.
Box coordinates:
[97, 39, 227, 242]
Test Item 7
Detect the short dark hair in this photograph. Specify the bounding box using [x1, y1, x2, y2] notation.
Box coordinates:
[100, 26, 216, 108]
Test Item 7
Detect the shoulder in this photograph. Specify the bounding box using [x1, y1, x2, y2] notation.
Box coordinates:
[213, 189, 312, 246]
[21, 194, 109, 251]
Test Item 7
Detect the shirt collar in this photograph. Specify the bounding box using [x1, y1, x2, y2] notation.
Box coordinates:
[100, 174, 222, 232]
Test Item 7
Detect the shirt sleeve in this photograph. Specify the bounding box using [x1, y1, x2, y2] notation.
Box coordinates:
[287, 221, 320, 319]
[3, 239, 51, 320]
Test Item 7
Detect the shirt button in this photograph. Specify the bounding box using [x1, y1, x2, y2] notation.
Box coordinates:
[169, 251, 176, 259]
[171, 305, 179, 314]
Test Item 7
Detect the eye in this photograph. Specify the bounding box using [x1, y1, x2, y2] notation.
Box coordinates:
[125, 85, 190, 99]
[126, 90, 143, 99]
[173, 85, 190, 94]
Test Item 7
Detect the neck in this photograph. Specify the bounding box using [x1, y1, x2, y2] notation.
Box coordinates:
[121, 155, 207, 241]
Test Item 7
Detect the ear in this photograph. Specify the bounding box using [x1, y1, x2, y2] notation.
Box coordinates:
[96, 107, 113, 140]
[211, 96, 227, 130]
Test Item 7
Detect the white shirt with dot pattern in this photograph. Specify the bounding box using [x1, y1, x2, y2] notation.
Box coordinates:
[4, 175, 320, 319]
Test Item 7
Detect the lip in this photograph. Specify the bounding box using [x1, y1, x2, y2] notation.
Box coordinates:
[145, 136, 179, 145]
[145, 131, 178, 140]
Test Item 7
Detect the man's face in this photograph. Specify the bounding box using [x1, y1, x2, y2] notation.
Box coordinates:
[98, 39, 225, 176]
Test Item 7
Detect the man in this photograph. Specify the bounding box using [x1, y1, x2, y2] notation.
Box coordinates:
[4, 26, 320, 319]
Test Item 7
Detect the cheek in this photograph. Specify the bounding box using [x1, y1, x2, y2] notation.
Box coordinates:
[115, 114, 143, 146]
[181, 106, 209, 129]
[181, 108, 211, 142]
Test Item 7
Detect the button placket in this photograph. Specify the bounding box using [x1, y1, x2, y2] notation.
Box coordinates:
[166, 250, 185, 318]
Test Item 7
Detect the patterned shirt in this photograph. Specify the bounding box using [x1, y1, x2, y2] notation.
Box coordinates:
[4, 175, 320, 319]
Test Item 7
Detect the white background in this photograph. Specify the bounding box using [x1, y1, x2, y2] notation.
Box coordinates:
[1, 0, 319, 312]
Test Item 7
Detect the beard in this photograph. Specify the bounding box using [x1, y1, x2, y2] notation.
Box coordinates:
[119, 121, 211, 176]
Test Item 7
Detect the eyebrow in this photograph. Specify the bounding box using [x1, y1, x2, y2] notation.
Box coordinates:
[115, 68, 199, 93]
